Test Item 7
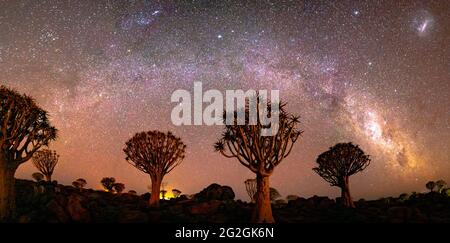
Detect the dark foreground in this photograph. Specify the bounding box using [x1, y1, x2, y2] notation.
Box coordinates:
[14, 180, 450, 223]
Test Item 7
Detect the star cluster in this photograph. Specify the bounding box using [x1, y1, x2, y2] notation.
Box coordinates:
[1, 0, 449, 200]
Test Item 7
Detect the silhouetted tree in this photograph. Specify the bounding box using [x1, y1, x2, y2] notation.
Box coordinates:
[113, 183, 125, 194]
[32, 149, 59, 182]
[72, 178, 87, 191]
[245, 179, 257, 203]
[172, 189, 182, 198]
[101, 177, 116, 192]
[398, 193, 410, 202]
[214, 98, 302, 223]
[426, 181, 436, 192]
[0, 86, 57, 221]
[442, 188, 450, 197]
[435, 180, 447, 193]
[124, 131, 186, 207]
[31, 172, 44, 182]
[269, 187, 281, 202]
[160, 190, 167, 200]
[313, 142, 371, 208]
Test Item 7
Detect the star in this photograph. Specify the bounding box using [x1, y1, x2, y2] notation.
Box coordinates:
[417, 19, 430, 33]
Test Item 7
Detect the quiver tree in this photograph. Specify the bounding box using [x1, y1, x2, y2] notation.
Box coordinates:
[101, 177, 116, 192]
[32, 149, 59, 182]
[244, 179, 257, 203]
[435, 180, 447, 193]
[160, 190, 167, 200]
[425, 181, 436, 192]
[124, 131, 186, 207]
[214, 98, 302, 223]
[113, 183, 125, 194]
[0, 86, 57, 221]
[313, 142, 371, 208]
[72, 178, 87, 191]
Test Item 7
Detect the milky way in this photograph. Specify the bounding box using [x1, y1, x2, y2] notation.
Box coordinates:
[1, 0, 449, 200]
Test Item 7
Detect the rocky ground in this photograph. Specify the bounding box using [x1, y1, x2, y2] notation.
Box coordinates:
[14, 179, 450, 223]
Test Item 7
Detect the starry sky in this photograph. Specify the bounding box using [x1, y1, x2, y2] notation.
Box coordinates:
[1, 0, 449, 200]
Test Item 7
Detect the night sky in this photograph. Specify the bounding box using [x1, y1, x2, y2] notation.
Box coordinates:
[1, 0, 449, 200]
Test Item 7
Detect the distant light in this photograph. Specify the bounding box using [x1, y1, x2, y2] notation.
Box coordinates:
[152, 10, 161, 16]
[217, 34, 223, 39]
[353, 10, 360, 16]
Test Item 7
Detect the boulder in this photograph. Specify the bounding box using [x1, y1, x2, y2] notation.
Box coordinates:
[387, 206, 427, 223]
[189, 200, 222, 215]
[47, 199, 70, 223]
[141, 192, 151, 201]
[303, 196, 334, 209]
[194, 184, 235, 201]
[287, 197, 307, 208]
[118, 210, 149, 223]
[66, 194, 91, 222]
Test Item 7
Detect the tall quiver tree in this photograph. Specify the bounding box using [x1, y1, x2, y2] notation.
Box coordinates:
[124, 131, 186, 207]
[0, 86, 57, 221]
[32, 149, 59, 182]
[214, 99, 302, 223]
[313, 142, 370, 208]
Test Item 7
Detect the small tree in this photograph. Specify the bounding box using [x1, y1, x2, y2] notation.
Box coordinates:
[113, 183, 125, 194]
[72, 178, 87, 191]
[0, 86, 57, 221]
[124, 131, 186, 207]
[435, 180, 447, 193]
[442, 188, 450, 197]
[101, 177, 116, 192]
[172, 189, 182, 198]
[244, 179, 257, 203]
[214, 98, 302, 223]
[313, 142, 371, 208]
[269, 188, 281, 202]
[32, 149, 59, 182]
[425, 181, 436, 192]
[31, 172, 44, 182]
[160, 190, 167, 200]
[398, 193, 410, 202]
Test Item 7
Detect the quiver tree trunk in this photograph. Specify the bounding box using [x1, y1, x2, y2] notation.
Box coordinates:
[340, 176, 355, 208]
[252, 174, 274, 223]
[149, 175, 162, 207]
[0, 157, 18, 222]
[45, 175, 51, 182]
